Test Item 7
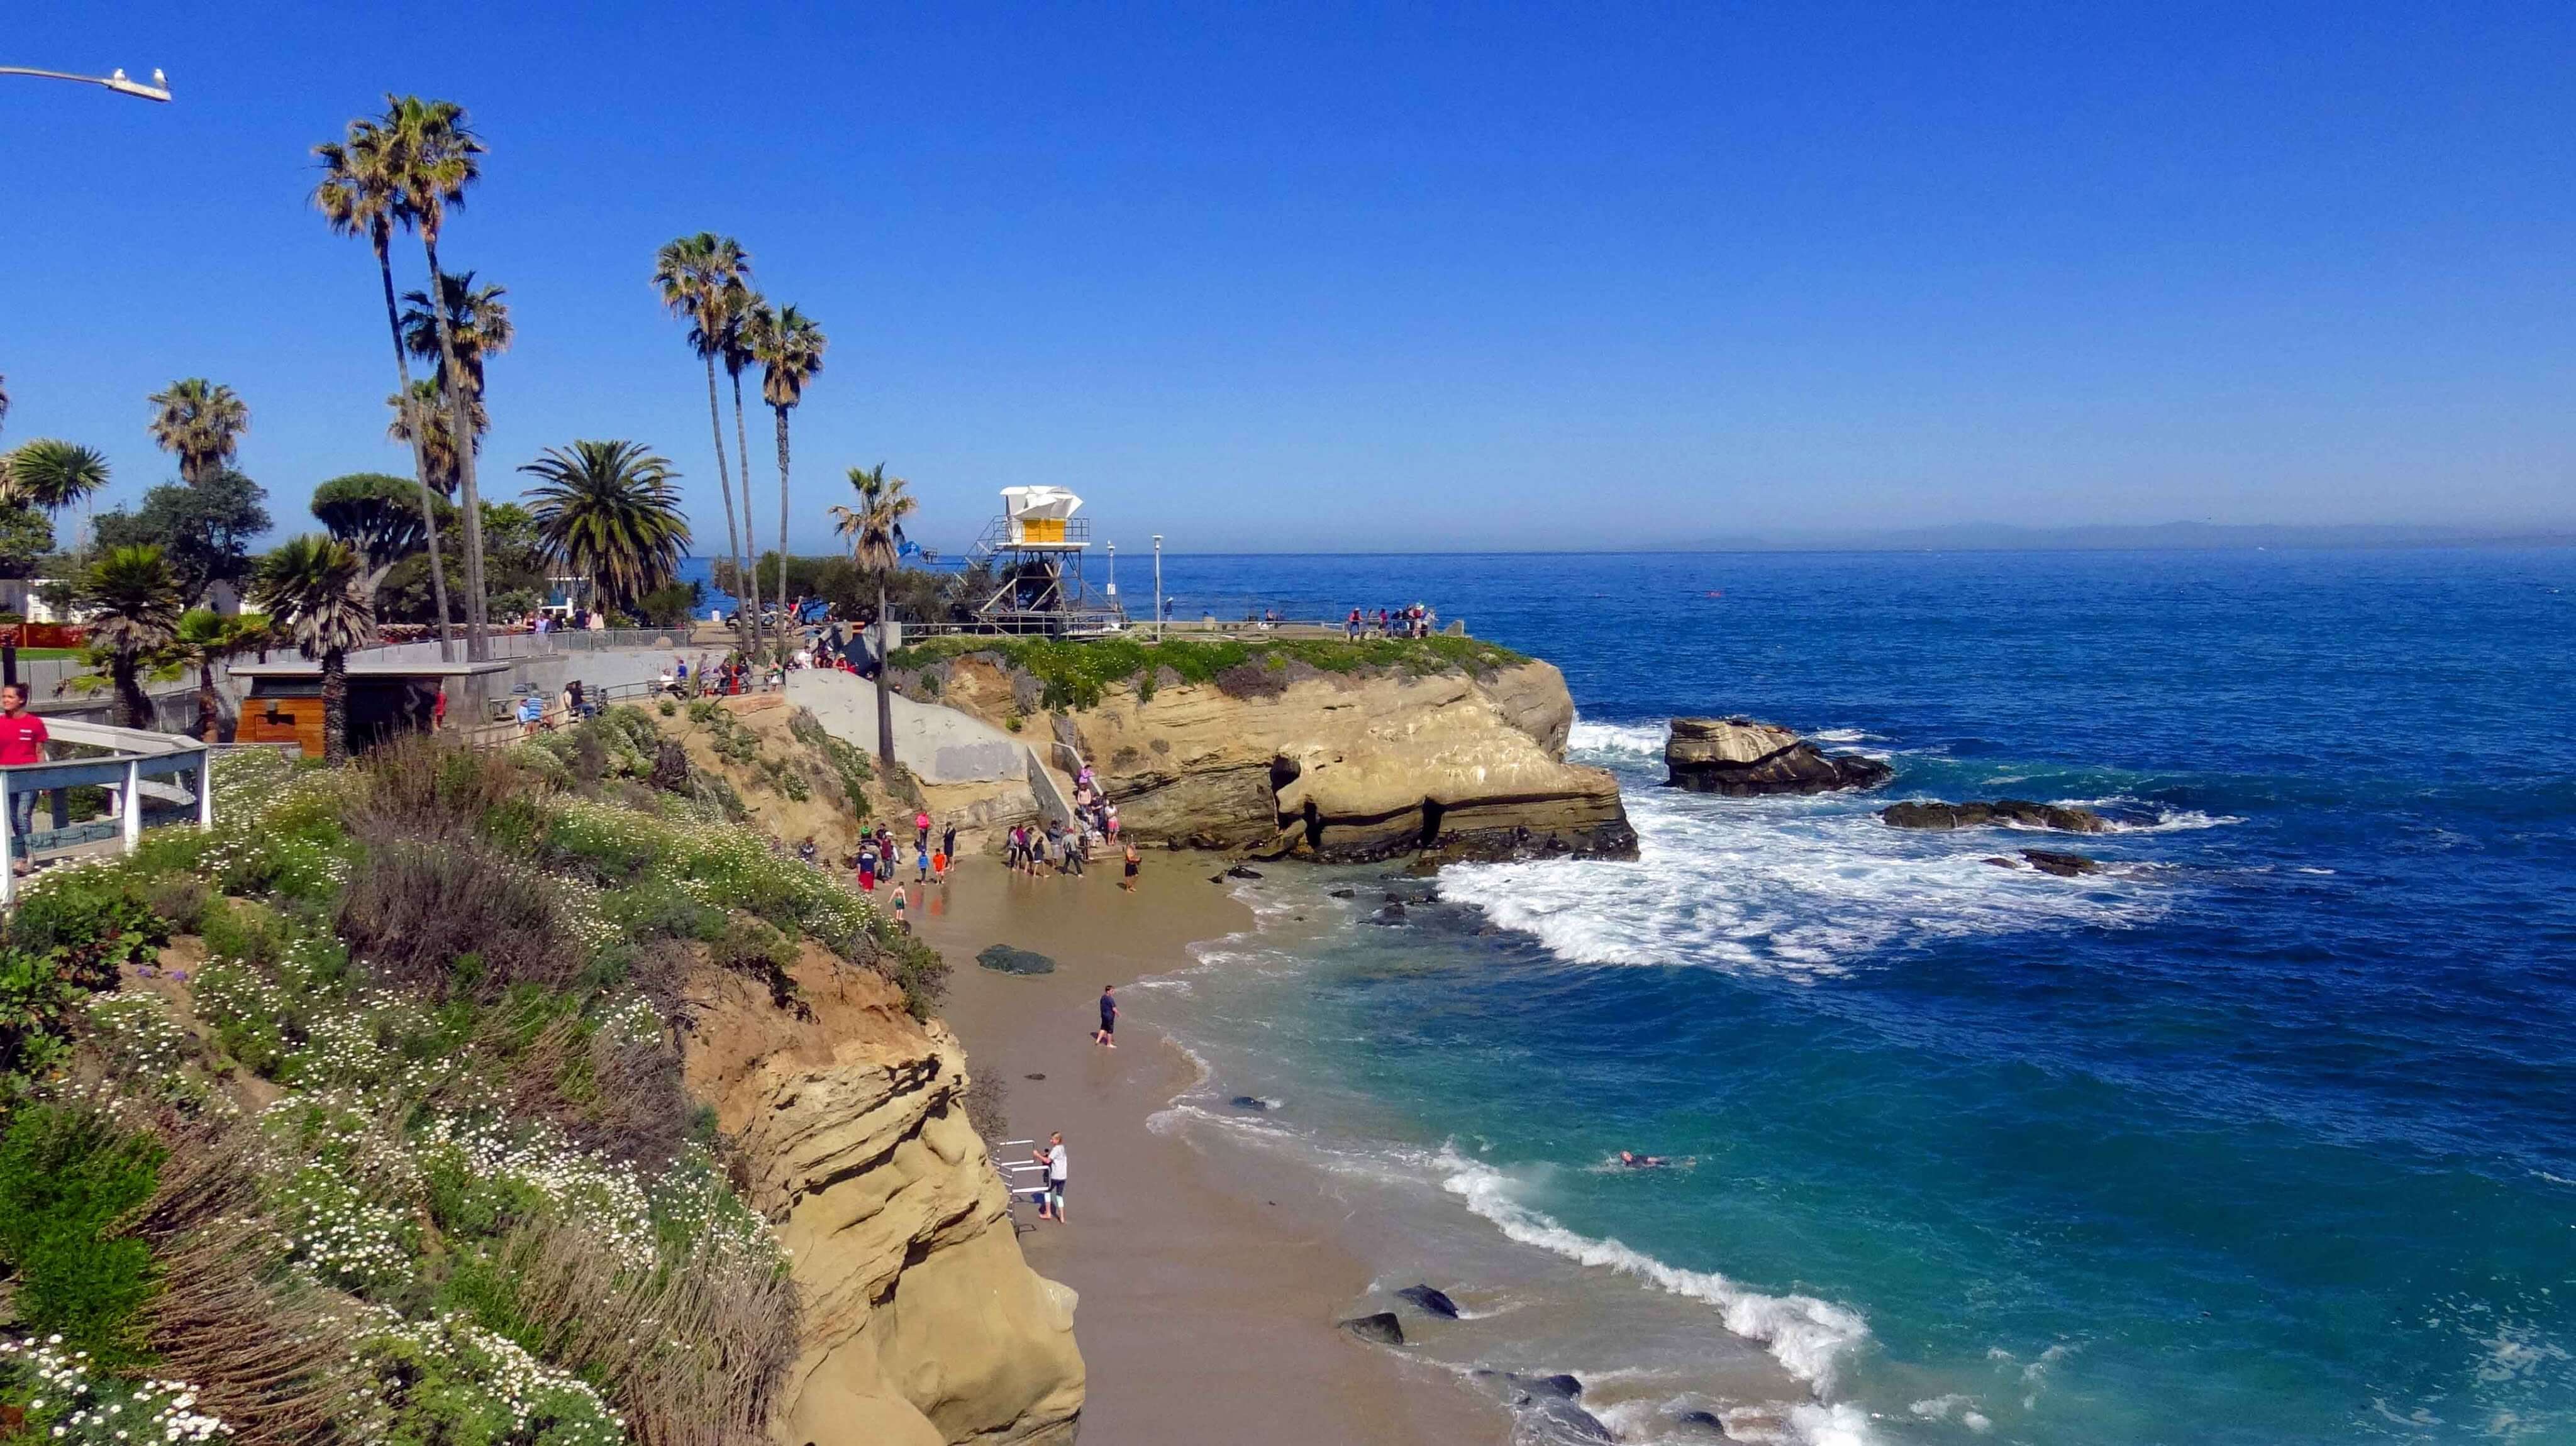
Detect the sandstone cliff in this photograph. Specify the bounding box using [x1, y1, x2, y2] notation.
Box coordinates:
[686, 952, 1084, 1446]
[912, 648, 1634, 861]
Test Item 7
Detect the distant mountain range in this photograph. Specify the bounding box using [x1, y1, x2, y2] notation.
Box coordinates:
[1658, 522, 2576, 552]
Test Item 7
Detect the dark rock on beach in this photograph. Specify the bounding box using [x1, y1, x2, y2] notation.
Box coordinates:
[1230, 1095, 1271, 1112]
[1508, 1372, 1583, 1401]
[1524, 1399, 1614, 1442]
[975, 945, 1056, 975]
[1339, 1311, 1404, 1345]
[1226, 864, 1263, 879]
[1882, 798, 2109, 833]
[1396, 1284, 1461, 1319]
[2020, 849, 2104, 877]
[1664, 717, 1892, 796]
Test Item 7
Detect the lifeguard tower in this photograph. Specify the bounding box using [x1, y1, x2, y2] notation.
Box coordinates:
[967, 486, 1126, 634]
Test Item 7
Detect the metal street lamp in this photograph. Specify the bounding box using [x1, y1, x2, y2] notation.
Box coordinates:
[0, 65, 173, 102]
[1152, 536, 1164, 643]
[1105, 542, 1118, 600]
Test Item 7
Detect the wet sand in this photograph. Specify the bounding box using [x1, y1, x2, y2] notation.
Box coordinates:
[913, 855, 1506, 1446]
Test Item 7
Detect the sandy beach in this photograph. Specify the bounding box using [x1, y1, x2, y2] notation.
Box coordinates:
[913, 854, 1508, 1446]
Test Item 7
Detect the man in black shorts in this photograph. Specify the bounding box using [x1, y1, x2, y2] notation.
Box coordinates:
[1094, 984, 1118, 1048]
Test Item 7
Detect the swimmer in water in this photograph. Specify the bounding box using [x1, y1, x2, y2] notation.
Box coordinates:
[1618, 1151, 1670, 1169]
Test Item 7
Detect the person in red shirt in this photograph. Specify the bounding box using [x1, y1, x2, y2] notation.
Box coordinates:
[0, 683, 48, 874]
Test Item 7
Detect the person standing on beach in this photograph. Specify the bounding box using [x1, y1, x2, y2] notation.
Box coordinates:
[857, 839, 878, 893]
[914, 808, 931, 849]
[1094, 985, 1118, 1047]
[942, 821, 957, 864]
[891, 883, 909, 932]
[1033, 1133, 1068, 1222]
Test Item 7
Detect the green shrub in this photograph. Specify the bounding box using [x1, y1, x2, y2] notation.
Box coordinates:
[0, 1105, 165, 1364]
[201, 894, 287, 969]
[0, 947, 78, 1091]
[7, 869, 170, 990]
[603, 876, 720, 943]
[658, 698, 677, 717]
[139, 873, 209, 933]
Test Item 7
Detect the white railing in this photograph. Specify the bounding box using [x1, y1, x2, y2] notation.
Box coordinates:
[0, 719, 213, 907]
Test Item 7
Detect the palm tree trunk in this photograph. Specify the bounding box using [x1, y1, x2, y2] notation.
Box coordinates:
[730, 370, 762, 658]
[701, 356, 746, 647]
[375, 232, 453, 661]
[773, 405, 793, 634]
[112, 655, 147, 731]
[420, 233, 489, 661]
[195, 660, 219, 742]
[875, 579, 896, 770]
[321, 646, 348, 766]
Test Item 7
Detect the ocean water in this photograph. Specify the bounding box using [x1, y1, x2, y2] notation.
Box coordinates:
[1132, 550, 2576, 1445]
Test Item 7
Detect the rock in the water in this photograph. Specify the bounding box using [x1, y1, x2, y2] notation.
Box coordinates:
[975, 945, 1056, 975]
[1881, 798, 2109, 833]
[1230, 1095, 1271, 1112]
[2021, 849, 2103, 877]
[1673, 1410, 1728, 1433]
[1506, 1372, 1582, 1401]
[1339, 1311, 1404, 1345]
[1665, 717, 1892, 796]
[1524, 1399, 1614, 1442]
[1369, 903, 1408, 925]
[1329, 887, 1357, 898]
[1396, 1284, 1462, 1319]
[1226, 864, 1263, 879]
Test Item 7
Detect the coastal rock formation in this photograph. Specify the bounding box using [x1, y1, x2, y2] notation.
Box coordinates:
[1339, 1313, 1406, 1345]
[684, 954, 1084, 1446]
[1882, 799, 2109, 833]
[921, 653, 1635, 863]
[1663, 717, 1894, 795]
[2019, 849, 2104, 877]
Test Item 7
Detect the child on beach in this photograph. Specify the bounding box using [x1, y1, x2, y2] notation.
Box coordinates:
[857, 843, 877, 893]
[1121, 842, 1141, 892]
[891, 885, 909, 932]
[916, 843, 930, 883]
[931, 848, 948, 882]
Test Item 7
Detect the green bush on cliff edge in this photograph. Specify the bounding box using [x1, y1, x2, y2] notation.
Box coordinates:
[888, 633, 1529, 712]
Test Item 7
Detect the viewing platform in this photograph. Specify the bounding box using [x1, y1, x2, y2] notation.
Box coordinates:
[0, 719, 222, 907]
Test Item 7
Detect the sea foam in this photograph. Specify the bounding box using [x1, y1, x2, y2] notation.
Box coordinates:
[1438, 1151, 1872, 1396]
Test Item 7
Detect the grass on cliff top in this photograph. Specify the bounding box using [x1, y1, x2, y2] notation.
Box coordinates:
[888, 633, 1529, 712]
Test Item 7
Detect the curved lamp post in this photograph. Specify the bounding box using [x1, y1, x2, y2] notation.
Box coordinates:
[0, 65, 172, 102]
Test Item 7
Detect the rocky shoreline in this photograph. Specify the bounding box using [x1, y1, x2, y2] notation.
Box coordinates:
[1663, 717, 1893, 795]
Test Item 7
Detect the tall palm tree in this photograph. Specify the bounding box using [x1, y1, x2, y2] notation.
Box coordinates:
[386, 378, 480, 495]
[252, 536, 375, 765]
[145, 379, 249, 485]
[721, 288, 768, 656]
[828, 464, 916, 769]
[316, 116, 455, 657]
[171, 609, 271, 742]
[399, 270, 512, 399]
[651, 233, 752, 645]
[518, 441, 691, 615]
[75, 546, 185, 730]
[743, 302, 826, 627]
[380, 94, 491, 660]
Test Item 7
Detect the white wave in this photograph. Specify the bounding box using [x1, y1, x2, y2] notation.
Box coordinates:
[2059, 797, 2245, 832]
[1806, 729, 1878, 744]
[1567, 719, 1672, 759]
[1788, 1403, 1880, 1446]
[1440, 781, 2158, 978]
[1439, 1151, 1872, 1396]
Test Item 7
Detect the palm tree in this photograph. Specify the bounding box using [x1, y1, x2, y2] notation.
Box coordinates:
[171, 609, 271, 742]
[720, 288, 769, 656]
[828, 464, 916, 769]
[518, 441, 691, 615]
[74, 546, 185, 730]
[252, 536, 375, 765]
[651, 233, 752, 645]
[386, 378, 480, 495]
[146, 378, 249, 485]
[316, 115, 455, 656]
[399, 270, 512, 399]
[2, 439, 109, 554]
[380, 94, 491, 660]
[743, 302, 826, 629]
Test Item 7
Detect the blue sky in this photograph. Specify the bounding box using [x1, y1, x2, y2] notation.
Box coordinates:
[5, 3, 2573, 554]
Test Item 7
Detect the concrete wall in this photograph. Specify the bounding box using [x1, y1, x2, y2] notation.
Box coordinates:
[783, 670, 1024, 785]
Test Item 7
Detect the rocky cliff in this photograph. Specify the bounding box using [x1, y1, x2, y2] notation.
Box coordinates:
[910, 645, 1633, 861]
[686, 947, 1085, 1446]
[1664, 717, 1892, 795]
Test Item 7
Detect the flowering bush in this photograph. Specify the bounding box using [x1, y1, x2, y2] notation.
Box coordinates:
[0, 1336, 231, 1443]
